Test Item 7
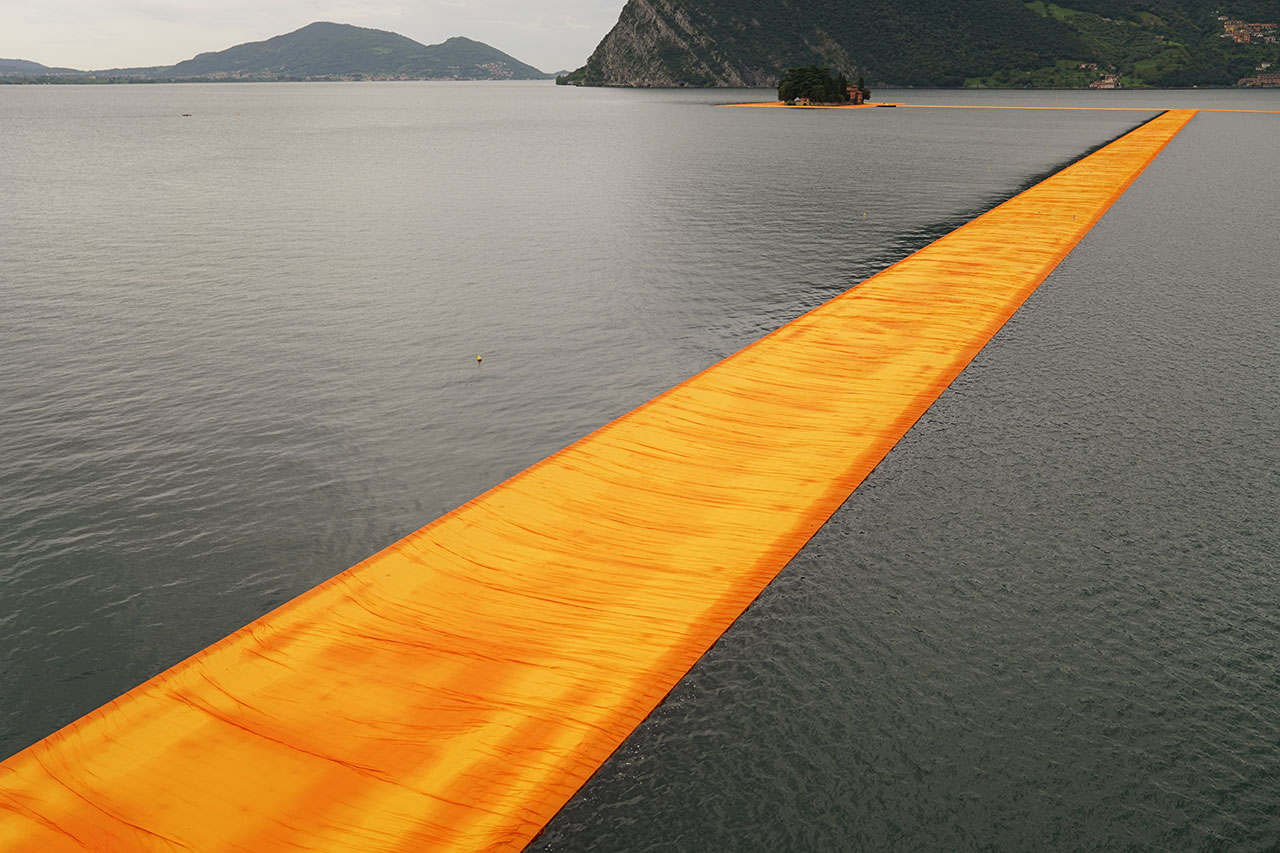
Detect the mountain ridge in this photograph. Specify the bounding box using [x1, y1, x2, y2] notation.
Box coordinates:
[1, 22, 552, 81]
[0, 58, 79, 75]
[559, 0, 1280, 88]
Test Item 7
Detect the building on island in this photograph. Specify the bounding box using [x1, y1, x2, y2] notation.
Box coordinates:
[846, 86, 865, 105]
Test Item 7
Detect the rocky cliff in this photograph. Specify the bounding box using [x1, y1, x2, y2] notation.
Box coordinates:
[559, 0, 848, 87]
[560, 0, 860, 87]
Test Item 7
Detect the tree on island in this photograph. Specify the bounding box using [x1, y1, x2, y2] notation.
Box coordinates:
[777, 65, 869, 104]
[778, 65, 847, 103]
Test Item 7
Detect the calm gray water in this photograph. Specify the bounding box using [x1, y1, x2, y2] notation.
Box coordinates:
[530, 106, 1280, 851]
[2, 82, 1277, 848]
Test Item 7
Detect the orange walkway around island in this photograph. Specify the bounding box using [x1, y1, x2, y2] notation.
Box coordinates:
[0, 110, 1196, 852]
[730, 101, 1277, 114]
[728, 101, 1159, 110]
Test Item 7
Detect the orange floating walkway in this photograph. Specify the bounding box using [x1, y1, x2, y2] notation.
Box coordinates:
[730, 100, 884, 109]
[893, 103, 1279, 113]
[0, 110, 1196, 852]
[726, 101, 1152, 110]
[729, 101, 1278, 114]
[892, 103, 1278, 114]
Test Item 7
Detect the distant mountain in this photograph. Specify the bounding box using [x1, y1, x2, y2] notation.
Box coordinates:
[413, 35, 552, 80]
[559, 0, 1280, 88]
[0, 58, 81, 75]
[167, 22, 550, 80]
[0, 23, 551, 82]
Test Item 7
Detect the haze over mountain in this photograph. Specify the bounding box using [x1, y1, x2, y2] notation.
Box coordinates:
[0, 58, 79, 75]
[559, 0, 1280, 87]
[2, 22, 552, 82]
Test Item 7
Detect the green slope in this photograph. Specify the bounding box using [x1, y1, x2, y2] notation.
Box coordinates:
[1008, 0, 1278, 86]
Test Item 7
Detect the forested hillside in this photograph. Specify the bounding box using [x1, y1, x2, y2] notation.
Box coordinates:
[559, 0, 1279, 87]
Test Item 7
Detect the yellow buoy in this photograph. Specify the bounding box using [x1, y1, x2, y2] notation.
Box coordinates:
[477, 355, 482, 362]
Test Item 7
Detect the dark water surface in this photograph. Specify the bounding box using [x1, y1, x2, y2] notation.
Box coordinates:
[530, 107, 1280, 850]
[2, 83, 1276, 847]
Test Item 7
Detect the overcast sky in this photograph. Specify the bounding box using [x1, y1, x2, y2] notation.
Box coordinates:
[0, 1, 626, 72]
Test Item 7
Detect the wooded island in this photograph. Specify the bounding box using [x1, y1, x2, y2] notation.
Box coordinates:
[778, 66, 871, 105]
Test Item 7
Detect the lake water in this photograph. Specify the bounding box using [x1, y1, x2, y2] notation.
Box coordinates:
[2, 82, 1277, 848]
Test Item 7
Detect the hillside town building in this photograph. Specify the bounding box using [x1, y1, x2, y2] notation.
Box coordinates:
[1238, 73, 1280, 86]
[1221, 19, 1278, 44]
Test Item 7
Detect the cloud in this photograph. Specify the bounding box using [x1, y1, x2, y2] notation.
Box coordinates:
[0, 0, 625, 72]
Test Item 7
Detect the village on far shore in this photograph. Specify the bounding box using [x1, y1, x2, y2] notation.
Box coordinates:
[772, 14, 1278, 97]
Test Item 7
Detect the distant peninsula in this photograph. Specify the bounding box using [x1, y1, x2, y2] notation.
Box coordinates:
[557, 0, 1280, 89]
[1, 22, 553, 83]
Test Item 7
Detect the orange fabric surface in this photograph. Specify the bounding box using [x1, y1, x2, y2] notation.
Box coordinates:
[729, 101, 885, 109]
[894, 104, 1278, 114]
[729, 102, 1278, 114]
[0, 110, 1196, 852]
[726, 101, 1151, 110]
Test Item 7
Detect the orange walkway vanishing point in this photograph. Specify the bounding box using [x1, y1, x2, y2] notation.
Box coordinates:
[731, 101, 1278, 114]
[0, 109, 1196, 851]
